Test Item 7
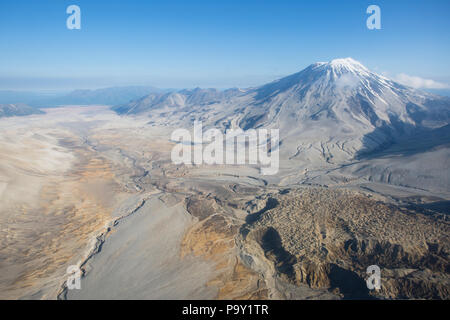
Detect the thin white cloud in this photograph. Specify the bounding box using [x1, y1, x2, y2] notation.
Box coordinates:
[335, 73, 360, 89]
[392, 73, 449, 89]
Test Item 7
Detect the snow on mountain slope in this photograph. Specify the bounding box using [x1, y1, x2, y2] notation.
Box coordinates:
[113, 58, 450, 173]
[229, 58, 450, 167]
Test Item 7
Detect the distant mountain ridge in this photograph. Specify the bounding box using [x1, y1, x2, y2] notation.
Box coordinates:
[33, 86, 168, 107]
[0, 103, 44, 118]
[0, 86, 169, 107]
[112, 87, 245, 115]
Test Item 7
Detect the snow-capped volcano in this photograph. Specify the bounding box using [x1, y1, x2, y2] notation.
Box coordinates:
[114, 58, 450, 166]
[247, 57, 447, 129]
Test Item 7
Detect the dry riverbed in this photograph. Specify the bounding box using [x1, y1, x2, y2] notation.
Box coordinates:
[0, 106, 448, 300]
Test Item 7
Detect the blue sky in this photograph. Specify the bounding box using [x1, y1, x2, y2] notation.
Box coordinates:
[0, 0, 449, 90]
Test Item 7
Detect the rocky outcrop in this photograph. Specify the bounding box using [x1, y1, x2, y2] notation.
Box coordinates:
[240, 188, 450, 299]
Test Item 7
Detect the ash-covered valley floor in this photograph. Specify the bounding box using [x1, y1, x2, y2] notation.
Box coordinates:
[0, 105, 448, 300]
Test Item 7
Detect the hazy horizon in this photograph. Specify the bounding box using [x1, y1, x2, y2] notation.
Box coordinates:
[1, 0, 449, 91]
